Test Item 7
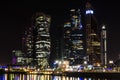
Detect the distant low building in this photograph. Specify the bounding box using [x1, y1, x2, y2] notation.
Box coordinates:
[12, 50, 25, 65]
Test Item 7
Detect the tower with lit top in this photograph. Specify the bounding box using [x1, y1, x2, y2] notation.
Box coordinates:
[101, 25, 107, 66]
[85, 2, 101, 65]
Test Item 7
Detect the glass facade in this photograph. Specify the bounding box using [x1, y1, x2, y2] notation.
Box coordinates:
[64, 9, 85, 65]
[85, 2, 101, 66]
[25, 13, 51, 69]
[34, 13, 51, 69]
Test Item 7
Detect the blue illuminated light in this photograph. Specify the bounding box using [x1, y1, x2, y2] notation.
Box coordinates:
[79, 25, 83, 29]
[86, 10, 94, 14]
[79, 78, 84, 80]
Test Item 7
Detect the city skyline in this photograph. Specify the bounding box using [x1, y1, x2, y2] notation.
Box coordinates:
[0, 0, 120, 64]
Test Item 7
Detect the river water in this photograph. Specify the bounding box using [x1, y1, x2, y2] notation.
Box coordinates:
[0, 74, 118, 80]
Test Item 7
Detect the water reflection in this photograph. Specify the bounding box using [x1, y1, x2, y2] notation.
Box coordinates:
[0, 74, 117, 80]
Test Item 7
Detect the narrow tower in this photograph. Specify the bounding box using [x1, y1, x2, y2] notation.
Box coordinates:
[101, 25, 107, 66]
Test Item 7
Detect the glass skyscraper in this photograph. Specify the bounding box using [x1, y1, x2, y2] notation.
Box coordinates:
[85, 2, 101, 66]
[63, 9, 85, 65]
[24, 13, 51, 69]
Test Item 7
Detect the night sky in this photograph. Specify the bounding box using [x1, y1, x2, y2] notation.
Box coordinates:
[0, 0, 120, 64]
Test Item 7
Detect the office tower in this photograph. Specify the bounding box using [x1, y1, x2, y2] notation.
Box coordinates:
[63, 9, 85, 65]
[23, 27, 34, 66]
[32, 13, 51, 69]
[63, 22, 72, 60]
[24, 13, 51, 69]
[85, 2, 101, 66]
[52, 25, 64, 68]
[54, 25, 63, 60]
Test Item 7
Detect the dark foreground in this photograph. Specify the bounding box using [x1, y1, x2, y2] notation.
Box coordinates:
[62, 71, 120, 79]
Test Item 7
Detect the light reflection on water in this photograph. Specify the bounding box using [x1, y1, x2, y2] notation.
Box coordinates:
[0, 74, 117, 80]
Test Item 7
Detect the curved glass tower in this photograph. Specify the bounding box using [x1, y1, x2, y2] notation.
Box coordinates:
[33, 13, 51, 69]
[25, 13, 51, 69]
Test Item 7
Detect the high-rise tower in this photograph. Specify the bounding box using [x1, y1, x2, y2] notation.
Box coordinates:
[63, 9, 85, 65]
[22, 27, 34, 66]
[33, 13, 51, 69]
[24, 13, 51, 69]
[85, 2, 101, 65]
[63, 22, 72, 60]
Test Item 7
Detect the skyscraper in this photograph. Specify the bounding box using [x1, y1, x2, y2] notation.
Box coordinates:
[24, 27, 34, 66]
[85, 2, 101, 66]
[63, 22, 72, 60]
[24, 12, 51, 69]
[63, 9, 85, 65]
